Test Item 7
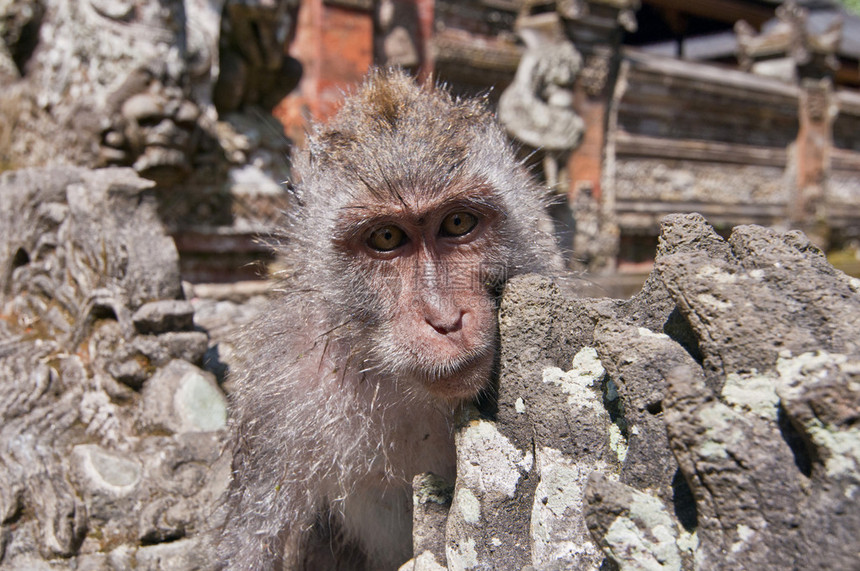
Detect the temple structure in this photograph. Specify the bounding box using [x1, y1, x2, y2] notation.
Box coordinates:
[2, 0, 858, 293]
[277, 0, 860, 294]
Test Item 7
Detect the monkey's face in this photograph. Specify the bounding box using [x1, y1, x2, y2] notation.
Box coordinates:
[334, 186, 506, 400]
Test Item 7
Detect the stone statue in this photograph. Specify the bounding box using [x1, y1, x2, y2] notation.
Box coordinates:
[0, 167, 228, 567]
[498, 11, 585, 152]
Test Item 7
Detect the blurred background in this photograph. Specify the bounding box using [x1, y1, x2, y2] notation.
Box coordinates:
[2, 0, 859, 297]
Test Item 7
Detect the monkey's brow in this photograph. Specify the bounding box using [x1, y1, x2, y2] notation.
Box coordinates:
[337, 184, 503, 213]
[355, 168, 409, 209]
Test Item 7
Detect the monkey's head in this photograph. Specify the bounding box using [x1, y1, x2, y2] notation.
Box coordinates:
[284, 69, 559, 401]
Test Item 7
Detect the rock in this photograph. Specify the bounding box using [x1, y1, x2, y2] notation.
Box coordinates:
[410, 213, 860, 570]
[134, 537, 213, 571]
[584, 472, 690, 571]
[412, 472, 453, 565]
[139, 360, 228, 434]
[398, 550, 448, 571]
[132, 300, 195, 334]
[70, 445, 143, 542]
[158, 331, 211, 364]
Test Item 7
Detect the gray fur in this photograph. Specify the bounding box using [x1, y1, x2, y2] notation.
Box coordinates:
[216, 69, 559, 570]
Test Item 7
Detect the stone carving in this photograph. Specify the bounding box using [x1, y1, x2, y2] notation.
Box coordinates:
[615, 159, 789, 205]
[735, 0, 842, 76]
[402, 214, 860, 570]
[498, 12, 584, 152]
[555, 0, 640, 33]
[0, 0, 43, 81]
[579, 50, 612, 98]
[0, 167, 228, 567]
[0, 0, 218, 180]
[214, 0, 302, 113]
[571, 183, 619, 273]
[0, 0, 299, 233]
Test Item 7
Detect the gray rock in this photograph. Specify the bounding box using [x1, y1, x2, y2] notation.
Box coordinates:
[411, 213, 860, 570]
[412, 473, 453, 566]
[69, 445, 143, 545]
[132, 300, 195, 334]
[585, 215, 860, 570]
[134, 537, 213, 571]
[139, 360, 228, 435]
[132, 331, 210, 368]
[158, 331, 211, 365]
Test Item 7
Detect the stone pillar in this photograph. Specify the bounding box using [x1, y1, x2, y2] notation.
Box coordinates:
[561, 0, 638, 273]
[414, 0, 436, 81]
[376, 0, 435, 81]
[569, 47, 618, 273]
[792, 77, 833, 246]
[569, 82, 606, 202]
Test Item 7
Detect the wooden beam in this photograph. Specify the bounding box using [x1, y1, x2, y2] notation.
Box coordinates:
[615, 131, 788, 166]
[831, 148, 860, 171]
[616, 200, 785, 218]
[642, 0, 775, 27]
[836, 89, 860, 116]
[625, 49, 800, 99]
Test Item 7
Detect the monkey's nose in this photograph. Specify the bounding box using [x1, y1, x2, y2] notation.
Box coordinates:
[426, 310, 464, 335]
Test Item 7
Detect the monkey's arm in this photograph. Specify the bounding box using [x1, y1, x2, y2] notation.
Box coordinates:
[218, 406, 321, 568]
[216, 322, 335, 569]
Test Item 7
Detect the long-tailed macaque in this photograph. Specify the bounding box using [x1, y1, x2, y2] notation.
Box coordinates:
[217, 69, 559, 569]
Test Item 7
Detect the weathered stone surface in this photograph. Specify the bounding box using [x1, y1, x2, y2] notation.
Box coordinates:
[584, 471, 692, 571]
[412, 472, 453, 567]
[0, 167, 227, 568]
[410, 213, 860, 570]
[139, 359, 227, 434]
[446, 408, 538, 569]
[592, 322, 694, 505]
[132, 300, 195, 334]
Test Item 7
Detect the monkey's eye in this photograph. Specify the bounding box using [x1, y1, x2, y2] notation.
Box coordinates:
[440, 211, 478, 237]
[367, 225, 406, 252]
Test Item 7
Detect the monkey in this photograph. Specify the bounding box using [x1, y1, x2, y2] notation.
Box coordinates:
[216, 68, 560, 570]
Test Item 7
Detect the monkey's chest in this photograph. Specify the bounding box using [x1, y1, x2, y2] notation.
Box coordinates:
[331, 404, 455, 565]
[371, 407, 457, 485]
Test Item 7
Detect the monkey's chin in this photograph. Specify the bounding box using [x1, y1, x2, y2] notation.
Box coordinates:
[419, 352, 494, 401]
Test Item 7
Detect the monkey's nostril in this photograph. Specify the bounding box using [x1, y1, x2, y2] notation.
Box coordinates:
[427, 311, 464, 335]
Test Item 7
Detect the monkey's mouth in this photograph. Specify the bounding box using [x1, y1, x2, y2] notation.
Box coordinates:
[412, 349, 494, 400]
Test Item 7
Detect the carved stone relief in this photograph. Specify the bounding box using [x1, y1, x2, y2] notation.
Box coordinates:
[498, 14, 584, 151]
[0, 0, 300, 235]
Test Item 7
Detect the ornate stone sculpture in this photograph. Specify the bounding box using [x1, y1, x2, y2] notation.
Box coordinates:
[498, 12, 585, 152]
[0, 167, 228, 567]
[735, 0, 842, 78]
[0, 0, 300, 234]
